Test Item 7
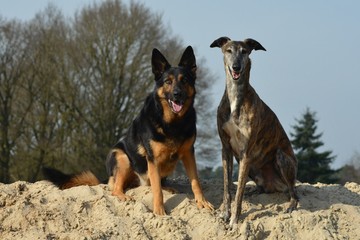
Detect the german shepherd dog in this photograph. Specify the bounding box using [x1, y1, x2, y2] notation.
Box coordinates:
[44, 46, 213, 215]
[210, 37, 298, 226]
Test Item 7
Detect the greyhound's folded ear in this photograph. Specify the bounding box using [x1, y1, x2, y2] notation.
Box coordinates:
[152, 48, 171, 80]
[178, 46, 197, 77]
[210, 37, 231, 48]
[244, 38, 266, 52]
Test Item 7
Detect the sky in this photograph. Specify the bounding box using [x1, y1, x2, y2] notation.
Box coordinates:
[1, 0, 359, 169]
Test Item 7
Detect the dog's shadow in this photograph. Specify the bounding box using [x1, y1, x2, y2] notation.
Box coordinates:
[158, 178, 225, 214]
[237, 182, 360, 219]
[134, 179, 360, 217]
[161, 178, 198, 213]
[293, 183, 360, 212]
[164, 193, 188, 213]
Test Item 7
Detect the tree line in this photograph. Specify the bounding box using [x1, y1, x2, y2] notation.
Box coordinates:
[1, 0, 358, 185]
[0, 0, 217, 183]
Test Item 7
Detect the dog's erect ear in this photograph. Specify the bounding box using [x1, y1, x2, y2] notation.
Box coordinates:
[210, 37, 231, 48]
[243, 38, 266, 53]
[178, 46, 197, 76]
[152, 48, 171, 80]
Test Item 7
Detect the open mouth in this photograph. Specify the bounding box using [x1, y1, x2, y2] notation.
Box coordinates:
[228, 66, 241, 80]
[168, 99, 183, 113]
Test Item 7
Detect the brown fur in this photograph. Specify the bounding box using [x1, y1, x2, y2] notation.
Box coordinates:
[211, 37, 298, 226]
[60, 171, 100, 190]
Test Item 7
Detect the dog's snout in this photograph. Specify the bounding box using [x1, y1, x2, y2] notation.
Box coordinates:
[173, 87, 183, 99]
[232, 65, 241, 72]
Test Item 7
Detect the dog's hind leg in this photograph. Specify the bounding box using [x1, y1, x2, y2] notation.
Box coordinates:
[111, 150, 138, 201]
[276, 149, 299, 213]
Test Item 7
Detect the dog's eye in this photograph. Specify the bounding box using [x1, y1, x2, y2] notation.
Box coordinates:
[241, 48, 247, 54]
[181, 78, 188, 84]
[164, 79, 172, 85]
[226, 49, 232, 53]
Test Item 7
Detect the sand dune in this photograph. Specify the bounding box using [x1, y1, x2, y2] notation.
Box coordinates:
[1, 179, 359, 239]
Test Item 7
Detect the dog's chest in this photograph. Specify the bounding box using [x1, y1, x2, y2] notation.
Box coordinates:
[222, 113, 252, 157]
[149, 136, 194, 177]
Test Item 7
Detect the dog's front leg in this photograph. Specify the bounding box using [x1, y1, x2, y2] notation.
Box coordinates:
[222, 148, 233, 222]
[147, 160, 166, 215]
[182, 151, 214, 211]
[230, 155, 250, 227]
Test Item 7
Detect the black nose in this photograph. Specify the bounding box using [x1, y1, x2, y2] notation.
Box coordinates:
[173, 88, 183, 99]
[232, 65, 241, 72]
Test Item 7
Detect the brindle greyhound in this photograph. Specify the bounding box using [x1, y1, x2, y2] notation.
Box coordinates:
[210, 37, 298, 226]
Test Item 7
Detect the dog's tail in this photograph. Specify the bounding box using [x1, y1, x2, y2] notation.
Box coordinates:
[43, 167, 101, 190]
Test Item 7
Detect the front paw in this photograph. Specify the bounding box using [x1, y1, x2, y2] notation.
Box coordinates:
[229, 216, 239, 229]
[153, 204, 166, 215]
[195, 197, 214, 211]
[112, 192, 133, 201]
[220, 209, 231, 222]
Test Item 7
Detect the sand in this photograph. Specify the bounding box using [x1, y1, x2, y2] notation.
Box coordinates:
[1, 178, 359, 239]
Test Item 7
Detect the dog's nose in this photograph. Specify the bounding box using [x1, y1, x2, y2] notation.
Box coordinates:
[173, 88, 183, 99]
[232, 65, 241, 72]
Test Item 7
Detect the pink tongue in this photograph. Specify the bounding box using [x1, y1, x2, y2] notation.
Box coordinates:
[171, 101, 183, 113]
[232, 71, 241, 79]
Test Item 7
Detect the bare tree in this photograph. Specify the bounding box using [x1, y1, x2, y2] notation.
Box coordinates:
[0, 18, 34, 183]
[193, 58, 218, 167]
[1, 0, 217, 182]
[11, 6, 72, 181]
[56, 0, 169, 178]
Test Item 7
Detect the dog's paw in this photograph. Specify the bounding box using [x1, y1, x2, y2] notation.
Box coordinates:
[219, 210, 231, 222]
[285, 198, 298, 213]
[195, 197, 214, 211]
[285, 205, 297, 213]
[153, 205, 166, 215]
[112, 192, 133, 201]
[229, 216, 239, 229]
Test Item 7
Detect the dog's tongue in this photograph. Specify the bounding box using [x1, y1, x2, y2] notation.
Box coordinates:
[232, 71, 241, 80]
[171, 101, 183, 113]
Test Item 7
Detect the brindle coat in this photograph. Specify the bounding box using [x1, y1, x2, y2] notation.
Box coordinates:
[210, 37, 298, 226]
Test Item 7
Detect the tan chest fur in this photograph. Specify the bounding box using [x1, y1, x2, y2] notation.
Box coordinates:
[149, 136, 194, 177]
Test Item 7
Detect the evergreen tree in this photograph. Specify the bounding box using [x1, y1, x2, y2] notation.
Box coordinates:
[290, 108, 338, 183]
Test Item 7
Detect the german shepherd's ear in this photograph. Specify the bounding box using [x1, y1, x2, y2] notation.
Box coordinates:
[243, 38, 266, 53]
[178, 46, 197, 77]
[210, 37, 231, 48]
[152, 48, 171, 80]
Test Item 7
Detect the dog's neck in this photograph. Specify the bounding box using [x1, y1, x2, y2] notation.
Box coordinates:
[225, 62, 251, 119]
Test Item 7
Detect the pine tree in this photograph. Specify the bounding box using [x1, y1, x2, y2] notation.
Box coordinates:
[290, 108, 338, 183]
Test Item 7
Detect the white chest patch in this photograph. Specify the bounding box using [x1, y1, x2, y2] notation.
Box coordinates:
[230, 99, 237, 114]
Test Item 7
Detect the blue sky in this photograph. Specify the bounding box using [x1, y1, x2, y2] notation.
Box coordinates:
[1, 0, 359, 169]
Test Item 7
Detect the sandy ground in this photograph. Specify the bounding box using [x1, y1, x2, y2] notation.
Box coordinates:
[1, 178, 359, 240]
